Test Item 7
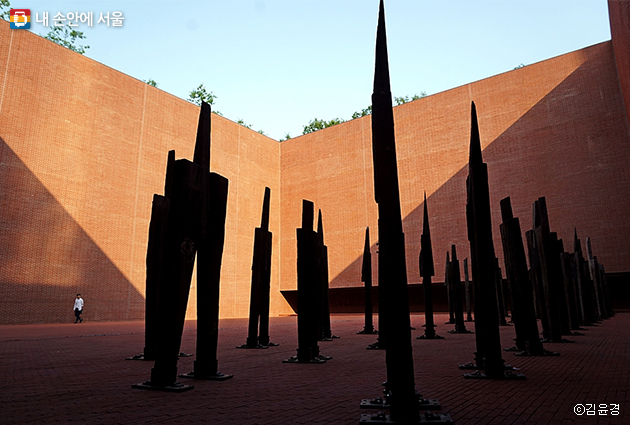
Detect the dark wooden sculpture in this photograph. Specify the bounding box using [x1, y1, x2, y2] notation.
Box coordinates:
[317, 210, 338, 340]
[445, 252, 456, 325]
[448, 245, 471, 334]
[360, 3, 452, 423]
[238, 187, 277, 349]
[464, 258, 473, 322]
[283, 200, 330, 364]
[499, 197, 558, 356]
[133, 101, 231, 391]
[461, 101, 524, 380]
[417, 194, 442, 340]
[358, 227, 378, 335]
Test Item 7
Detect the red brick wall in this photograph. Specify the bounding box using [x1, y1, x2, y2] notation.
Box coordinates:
[0, 22, 283, 324]
[609, 0, 630, 129]
[280, 41, 630, 293]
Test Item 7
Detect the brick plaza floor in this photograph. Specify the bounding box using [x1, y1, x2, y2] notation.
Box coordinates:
[1, 313, 628, 424]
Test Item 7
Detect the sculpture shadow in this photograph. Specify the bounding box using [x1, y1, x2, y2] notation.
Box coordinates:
[0, 137, 145, 324]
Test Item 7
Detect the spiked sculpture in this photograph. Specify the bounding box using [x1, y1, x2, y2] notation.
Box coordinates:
[495, 259, 509, 326]
[360, 3, 452, 423]
[586, 238, 612, 319]
[359, 227, 378, 335]
[284, 200, 330, 364]
[448, 245, 471, 334]
[317, 210, 339, 340]
[463, 258, 473, 322]
[238, 187, 277, 349]
[417, 194, 443, 340]
[461, 102, 524, 380]
[573, 231, 598, 325]
[499, 197, 558, 356]
[445, 252, 456, 325]
[133, 102, 231, 391]
[531, 198, 572, 343]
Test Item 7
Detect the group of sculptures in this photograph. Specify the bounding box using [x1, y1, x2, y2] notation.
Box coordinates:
[121, 1, 614, 422]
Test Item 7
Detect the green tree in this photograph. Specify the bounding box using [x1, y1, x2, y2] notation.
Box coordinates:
[0, 0, 10, 21]
[44, 25, 90, 54]
[236, 119, 252, 129]
[188, 84, 216, 106]
[302, 117, 345, 135]
[513, 63, 525, 70]
[394, 92, 427, 105]
[351, 106, 372, 119]
[279, 133, 292, 142]
[144, 79, 158, 88]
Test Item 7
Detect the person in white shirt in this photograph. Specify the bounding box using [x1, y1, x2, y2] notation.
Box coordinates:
[74, 294, 84, 323]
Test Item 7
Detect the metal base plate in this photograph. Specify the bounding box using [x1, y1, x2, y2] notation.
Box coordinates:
[515, 349, 560, 357]
[360, 397, 441, 410]
[448, 329, 473, 334]
[178, 371, 233, 381]
[360, 411, 453, 424]
[282, 356, 328, 363]
[367, 342, 385, 350]
[417, 334, 444, 340]
[179, 352, 193, 357]
[463, 370, 526, 380]
[358, 329, 379, 335]
[126, 353, 152, 361]
[458, 362, 517, 370]
[236, 343, 269, 349]
[132, 381, 194, 392]
[264, 342, 279, 347]
[503, 346, 523, 352]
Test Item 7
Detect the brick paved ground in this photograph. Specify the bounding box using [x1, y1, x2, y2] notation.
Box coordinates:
[1, 313, 628, 424]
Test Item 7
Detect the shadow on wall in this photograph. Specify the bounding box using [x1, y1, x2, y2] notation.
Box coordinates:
[0, 137, 145, 325]
[331, 49, 630, 288]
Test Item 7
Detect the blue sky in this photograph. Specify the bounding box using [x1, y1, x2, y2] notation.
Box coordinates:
[16, 0, 612, 140]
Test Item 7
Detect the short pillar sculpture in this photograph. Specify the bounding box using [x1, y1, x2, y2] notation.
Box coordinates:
[283, 200, 330, 363]
[499, 197, 558, 356]
[317, 210, 338, 340]
[238, 187, 277, 349]
[358, 227, 378, 335]
[417, 193, 443, 340]
[464, 258, 473, 322]
[448, 245, 471, 334]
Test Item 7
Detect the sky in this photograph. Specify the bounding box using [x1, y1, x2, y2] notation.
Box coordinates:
[13, 0, 613, 141]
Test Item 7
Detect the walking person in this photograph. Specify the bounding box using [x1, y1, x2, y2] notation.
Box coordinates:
[74, 294, 84, 323]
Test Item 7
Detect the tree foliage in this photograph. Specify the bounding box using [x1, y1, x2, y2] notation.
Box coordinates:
[44, 25, 90, 55]
[302, 117, 345, 135]
[144, 79, 158, 88]
[0, 0, 10, 21]
[188, 84, 222, 115]
[394, 92, 427, 105]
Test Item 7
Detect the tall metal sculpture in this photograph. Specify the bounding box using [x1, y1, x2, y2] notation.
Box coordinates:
[360, 2, 452, 423]
[463, 258, 473, 322]
[238, 187, 277, 349]
[417, 194, 443, 340]
[284, 200, 330, 363]
[133, 101, 231, 391]
[461, 101, 524, 380]
[358, 227, 378, 335]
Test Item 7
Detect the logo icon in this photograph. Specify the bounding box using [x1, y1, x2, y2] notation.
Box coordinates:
[10, 9, 31, 29]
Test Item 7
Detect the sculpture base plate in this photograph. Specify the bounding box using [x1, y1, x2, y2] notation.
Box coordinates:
[515, 349, 560, 357]
[179, 352, 193, 357]
[179, 371, 233, 381]
[319, 337, 333, 342]
[282, 356, 327, 364]
[358, 329, 379, 335]
[367, 341, 385, 350]
[417, 334, 444, 340]
[132, 381, 194, 392]
[463, 370, 526, 380]
[126, 353, 152, 361]
[360, 412, 453, 424]
[448, 329, 473, 334]
[543, 338, 575, 344]
[263, 342, 280, 347]
[465, 318, 474, 322]
[459, 362, 517, 370]
[236, 344, 269, 349]
[360, 397, 441, 410]
[567, 332, 585, 336]
[503, 346, 523, 352]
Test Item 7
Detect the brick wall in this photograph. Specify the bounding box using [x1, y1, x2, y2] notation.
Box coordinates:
[609, 0, 630, 128]
[0, 22, 283, 324]
[280, 41, 630, 294]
